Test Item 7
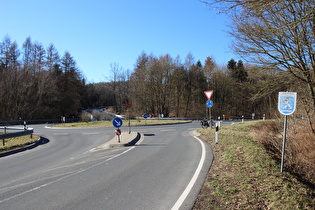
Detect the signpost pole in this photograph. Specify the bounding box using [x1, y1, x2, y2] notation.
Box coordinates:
[127, 109, 131, 134]
[112, 117, 123, 143]
[278, 92, 297, 173]
[206, 106, 209, 119]
[143, 114, 148, 125]
[280, 115, 288, 173]
[204, 91, 214, 128]
[209, 107, 212, 128]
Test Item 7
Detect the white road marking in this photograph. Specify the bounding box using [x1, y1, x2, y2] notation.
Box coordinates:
[171, 132, 206, 210]
[0, 146, 135, 204]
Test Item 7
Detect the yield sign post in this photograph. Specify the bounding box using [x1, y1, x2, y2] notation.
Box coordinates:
[204, 91, 214, 100]
[204, 91, 214, 127]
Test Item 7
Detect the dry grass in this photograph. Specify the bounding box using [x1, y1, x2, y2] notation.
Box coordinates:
[251, 119, 315, 183]
[193, 120, 315, 209]
[0, 134, 38, 152]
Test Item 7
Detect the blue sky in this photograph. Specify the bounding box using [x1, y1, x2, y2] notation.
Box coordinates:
[1, 0, 237, 83]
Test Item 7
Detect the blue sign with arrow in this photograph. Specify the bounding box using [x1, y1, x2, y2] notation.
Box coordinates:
[206, 100, 213, 108]
[112, 117, 123, 128]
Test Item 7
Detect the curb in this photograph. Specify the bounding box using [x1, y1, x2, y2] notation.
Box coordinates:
[97, 132, 141, 149]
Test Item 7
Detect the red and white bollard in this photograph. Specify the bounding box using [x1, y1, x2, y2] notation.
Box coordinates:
[115, 128, 121, 143]
[215, 123, 219, 144]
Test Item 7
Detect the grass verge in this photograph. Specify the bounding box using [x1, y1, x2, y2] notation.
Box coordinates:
[53, 119, 191, 127]
[193, 121, 315, 209]
[0, 134, 39, 152]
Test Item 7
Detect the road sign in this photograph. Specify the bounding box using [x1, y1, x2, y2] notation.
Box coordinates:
[278, 92, 297, 115]
[278, 92, 297, 173]
[115, 128, 121, 136]
[143, 113, 148, 119]
[206, 100, 213, 108]
[204, 91, 214, 100]
[112, 117, 123, 128]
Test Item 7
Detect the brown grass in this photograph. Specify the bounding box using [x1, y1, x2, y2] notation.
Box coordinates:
[0, 134, 38, 152]
[193, 120, 315, 209]
[251, 119, 315, 183]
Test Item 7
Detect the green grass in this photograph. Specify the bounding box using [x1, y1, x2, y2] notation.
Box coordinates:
[193, 121, 315, 209]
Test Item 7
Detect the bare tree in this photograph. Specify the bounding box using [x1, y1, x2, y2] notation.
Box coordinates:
[46, 43, 60, 71]
[204, 0, 315, 103]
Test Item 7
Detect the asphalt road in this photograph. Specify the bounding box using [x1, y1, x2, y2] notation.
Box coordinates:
[0, 121, 213, 210]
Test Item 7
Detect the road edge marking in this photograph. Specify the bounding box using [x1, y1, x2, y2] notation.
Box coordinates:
[171, 132, 206, 210]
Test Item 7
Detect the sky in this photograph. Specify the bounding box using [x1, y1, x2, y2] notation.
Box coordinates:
[1, 0, 238, 83]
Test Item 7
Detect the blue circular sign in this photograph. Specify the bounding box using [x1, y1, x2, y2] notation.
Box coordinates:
[112, 117, 123, 128]
[206, 100, 213, 108]
[143, 113, 148, 119]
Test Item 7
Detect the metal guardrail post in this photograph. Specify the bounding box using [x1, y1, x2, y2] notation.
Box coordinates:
[2, 127, 6, 146]
[0, 126, 34, 142]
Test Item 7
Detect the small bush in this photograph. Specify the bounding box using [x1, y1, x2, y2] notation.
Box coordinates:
[81, 112, 92, 122]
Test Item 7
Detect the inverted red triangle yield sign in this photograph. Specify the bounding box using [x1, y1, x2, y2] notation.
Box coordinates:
[204, 91, 214, 100]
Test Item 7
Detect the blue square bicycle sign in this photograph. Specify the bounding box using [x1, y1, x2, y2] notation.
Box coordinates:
[278, 92, 297, 115]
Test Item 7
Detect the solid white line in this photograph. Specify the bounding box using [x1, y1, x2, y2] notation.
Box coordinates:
[171, 135, 206, 210]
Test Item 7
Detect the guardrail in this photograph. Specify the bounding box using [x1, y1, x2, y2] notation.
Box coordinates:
[0, 126, 34, 146]
[0, 118, 80, 125]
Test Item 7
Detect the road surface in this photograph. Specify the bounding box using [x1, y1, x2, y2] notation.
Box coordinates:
[0, 121, 213, 210]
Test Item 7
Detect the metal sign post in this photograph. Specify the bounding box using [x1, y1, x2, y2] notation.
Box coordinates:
[278, 92, 297, 173]
[280, 115, 288, 172]
[206, 100, 213, 128]
[112, 117, 123, 143]
[204, 91, 214, 128]
[143, 113, 148, 124]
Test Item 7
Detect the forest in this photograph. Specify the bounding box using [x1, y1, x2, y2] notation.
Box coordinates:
[0, 35, 290, 122]
[1, 1, 314, 126]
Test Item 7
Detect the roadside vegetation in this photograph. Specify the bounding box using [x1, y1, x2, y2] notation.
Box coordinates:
[0, 134, 38, 152]
[193, 120, 315, 209]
